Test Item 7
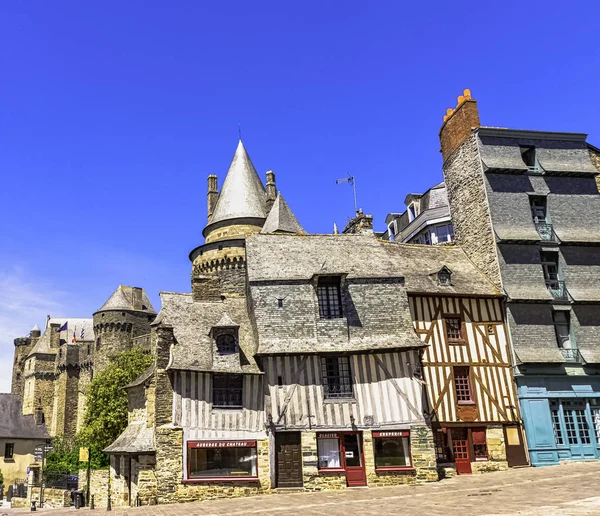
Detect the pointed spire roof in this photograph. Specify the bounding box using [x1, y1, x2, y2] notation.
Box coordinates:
[31, 324, 40, 332]
[96, 286, 157, 314]
[333, 222, 339, 235]
[209, 140, 267, 225]
[261, 193, 305, 234]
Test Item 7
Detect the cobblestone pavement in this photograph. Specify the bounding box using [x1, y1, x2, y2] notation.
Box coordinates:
[3, 461, 600, 516]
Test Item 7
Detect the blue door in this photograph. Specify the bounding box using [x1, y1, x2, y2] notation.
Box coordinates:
[551, 399, 600, 460]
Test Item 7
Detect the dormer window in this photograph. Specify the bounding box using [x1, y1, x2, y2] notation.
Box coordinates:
[216, 333, 237, 355]
[317, 276, 343, 319]
[437, 266, 452, 286]
[520, 146, 540, 172]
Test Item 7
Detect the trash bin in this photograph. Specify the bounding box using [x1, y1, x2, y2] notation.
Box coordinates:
[74, 490, 85, 509]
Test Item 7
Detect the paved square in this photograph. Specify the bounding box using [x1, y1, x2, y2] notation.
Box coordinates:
[3, 462, 600, 516]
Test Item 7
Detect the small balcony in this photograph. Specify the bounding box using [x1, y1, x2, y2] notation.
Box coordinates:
[534, 221, 556, 241]
[560, 348, 583, 363]
[546, 279, 568, 300]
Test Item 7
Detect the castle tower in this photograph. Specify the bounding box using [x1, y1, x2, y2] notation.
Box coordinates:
[190, 140, 305, 301]
[92, 286, 157, 372]
[12, 324, 41, 398]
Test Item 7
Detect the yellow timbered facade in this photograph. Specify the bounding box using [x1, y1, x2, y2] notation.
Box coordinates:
[410, 294, 528, 474]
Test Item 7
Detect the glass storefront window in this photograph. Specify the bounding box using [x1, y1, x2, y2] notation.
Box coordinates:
[317, 436, 341, 469]
[373, 433, 411, 468]
[188, 442, 257, 479]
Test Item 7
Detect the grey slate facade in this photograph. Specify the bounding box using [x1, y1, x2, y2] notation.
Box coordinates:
[439, 92, 600, 467]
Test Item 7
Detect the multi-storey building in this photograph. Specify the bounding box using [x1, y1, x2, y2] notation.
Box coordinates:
[439, 89, 600, 466]
[102, 139, 528, 506]
[385, 182, 454, 244]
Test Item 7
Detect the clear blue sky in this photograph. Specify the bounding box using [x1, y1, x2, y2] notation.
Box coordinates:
[1, 0, 599, 391]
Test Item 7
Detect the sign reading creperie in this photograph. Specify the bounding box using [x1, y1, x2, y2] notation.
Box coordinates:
[372, 431, 409, 438]
[188, 440, 257, 449]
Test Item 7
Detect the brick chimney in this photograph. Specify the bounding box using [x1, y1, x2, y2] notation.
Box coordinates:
[207, 175, 218, 220]
[439, 89, 480, 162]
[343, 209, 374, 235]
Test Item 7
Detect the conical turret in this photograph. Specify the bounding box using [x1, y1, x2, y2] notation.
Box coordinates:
[261, 192, 305, 234]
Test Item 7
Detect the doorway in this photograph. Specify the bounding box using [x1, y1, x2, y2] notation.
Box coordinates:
[276, 432, 303, 488]
[452, 427, 472, 475]
[341, 433, 367, 487]
[504, 425, 529, 467]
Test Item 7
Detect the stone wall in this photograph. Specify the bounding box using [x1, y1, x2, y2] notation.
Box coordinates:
[589, 147, 600, 192]
[471, 424, 508, 474]
[78, 468, 109, 509]
[29, 487, 70, 508]
[12, 335, 37, 398]
[51, 367, 80, 436]
[301, 432, 346, 491]
[442, 133, 501, 288]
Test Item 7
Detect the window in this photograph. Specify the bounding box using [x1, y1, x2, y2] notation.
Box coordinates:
[520, 146, 537, 169]
[550, 400, 564, 445]
[212, 374, 243, 408]
[317, 276, 343, 319]
[471, 428, 488, 460]
[552, 311, 571, 349]
[317, 434, 341, 469]
[444, 317, 463, 343]
[277, 298, 284, 308]
[529, 196, 547, 224]
[321, 356, 353, 399]
[188, 441, 257, 479]
[216, 334, 237, 355]
[438, 267, 452, 286]
[541, 252, 559, 284]
[373, 431, 411, 469]
[4, 443, 14, 459]
[435, 224, 454, 243]
[408, 203, 419, 222]
[454, 366, 472, 404]
[96, 337, 101, 350]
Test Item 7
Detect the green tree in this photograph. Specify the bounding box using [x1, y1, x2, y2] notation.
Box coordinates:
[78, 348, 152, 455]
[45, 436, 80, 474]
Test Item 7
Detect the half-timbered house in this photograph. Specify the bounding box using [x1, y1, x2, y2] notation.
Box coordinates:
[385, 244, 529, 474]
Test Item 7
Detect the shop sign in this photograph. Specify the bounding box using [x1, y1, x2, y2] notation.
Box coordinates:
[372, 431, 409, 438]
[457, 404, 479, 422]
[318, 433, 339, 439]
[188, 440, 257, 449]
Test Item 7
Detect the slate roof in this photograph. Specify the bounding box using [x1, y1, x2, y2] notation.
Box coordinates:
[104, 422, 154, 454]
[0, 394, 50, 439]
[261, 193, 305, 234]
[478, 131, 598, 175]
[97, 286, 157, 314]
[209, 140, 267, 225]
[157, 293, 261, 374]
[245, 234, 500, 355]
[28, 317, 95, 357]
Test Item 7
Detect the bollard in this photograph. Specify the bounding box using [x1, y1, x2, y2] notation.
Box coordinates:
[90, 494, 95, 510]
[75, 491, 80, 509]
[30, 500, 36, 511]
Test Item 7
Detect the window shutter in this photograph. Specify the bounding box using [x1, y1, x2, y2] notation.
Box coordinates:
[471, 429, 486, 445]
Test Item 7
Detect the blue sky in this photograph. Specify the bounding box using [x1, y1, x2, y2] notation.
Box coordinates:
[1, 1, 599, 392]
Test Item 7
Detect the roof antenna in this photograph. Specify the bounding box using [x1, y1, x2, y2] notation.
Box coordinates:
[336, 174, 358, 214]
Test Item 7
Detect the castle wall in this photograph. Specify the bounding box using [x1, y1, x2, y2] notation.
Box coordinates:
[12, 336, 37, 398]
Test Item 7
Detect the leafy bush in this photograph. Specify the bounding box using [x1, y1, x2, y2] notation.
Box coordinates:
[78, 348, 152, 453]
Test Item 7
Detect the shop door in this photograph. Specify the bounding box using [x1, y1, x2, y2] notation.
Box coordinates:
[342, 433, 367, 487]
[452, 428, 472, 475]
[276, 432, 303, 488]
[504, 425, 529, 467]
[561, 400, 596, 459]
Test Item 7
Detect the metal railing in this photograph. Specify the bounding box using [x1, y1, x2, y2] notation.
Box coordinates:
[32, 473, 78, 490]
[546, 279, 568, 300]
[560, 348, 583, 363]
[534, 221, 556, 241]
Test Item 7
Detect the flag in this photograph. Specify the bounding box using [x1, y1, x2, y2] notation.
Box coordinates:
[80, 327, 85, 340]
[72, 326, 77, 343]
[56, 321, 68, 333]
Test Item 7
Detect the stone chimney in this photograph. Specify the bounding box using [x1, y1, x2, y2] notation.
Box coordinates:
[132, 287, 143, 310]
[50, 323, 61, 348]
[266, 170, 276, 212]
[207, 175, 218, 220]
[439, 89, 480, 162]
[343, 209, 374, 235]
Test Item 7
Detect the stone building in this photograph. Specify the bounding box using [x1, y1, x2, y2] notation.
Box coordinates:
[385, 182, 454, 244]
[0, 394, 49, 487]
[12, 286, 155, 438]
[438, 90, 600, 466]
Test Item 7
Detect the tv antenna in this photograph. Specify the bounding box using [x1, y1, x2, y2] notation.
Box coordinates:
[336, 175, 357, 214]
